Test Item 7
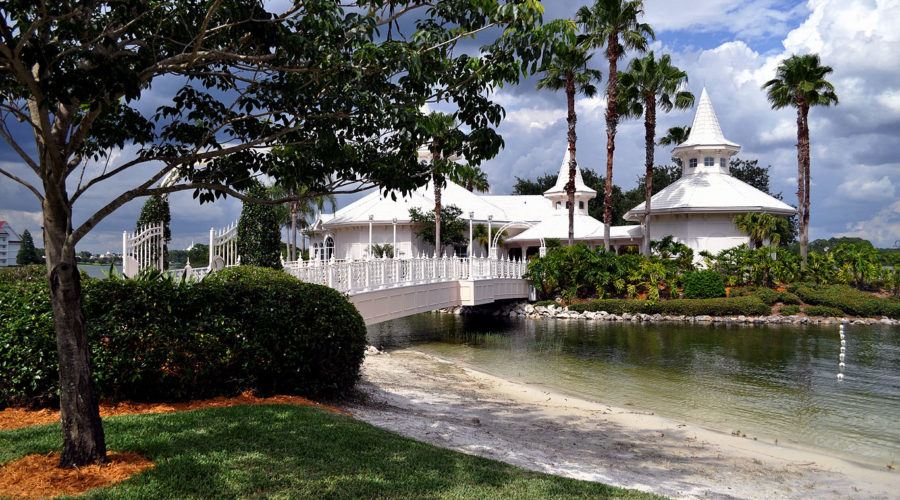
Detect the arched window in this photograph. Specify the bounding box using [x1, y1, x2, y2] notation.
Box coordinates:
[324, 236, 334, 260]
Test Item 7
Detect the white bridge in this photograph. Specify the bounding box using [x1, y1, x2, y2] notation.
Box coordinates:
[124, 222, 531, 325]
[284, 255, 531, 325]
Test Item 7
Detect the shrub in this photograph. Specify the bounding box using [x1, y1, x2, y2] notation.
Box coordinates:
[568, 297, 769, 317]
[804, 305, 845, 317]
[779, 305, 801, 316]
[0, 266, 366, 408]
[533, 300, 561, 308]
[681, 270, 726, 299]
[729, 286, 800, 305]
[789, 283, 900, 318]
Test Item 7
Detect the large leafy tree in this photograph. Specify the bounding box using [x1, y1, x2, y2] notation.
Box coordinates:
[0, 0, 547, 467]
[422, 111, 463, 257]
[536, 21, 602, 245]
[618, 51, 693, 256]
[409, 205, 468, 251]
[763, 53, 838, 268]
[576, 0, 653, 250]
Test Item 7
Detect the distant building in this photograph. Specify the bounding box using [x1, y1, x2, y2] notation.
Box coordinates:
[305, 88, 795, 262]
[0, 221, 23, 267]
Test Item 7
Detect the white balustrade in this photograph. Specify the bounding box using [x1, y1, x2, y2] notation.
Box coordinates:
[281, 254, 526, 295]
[123, 223, 165, 278]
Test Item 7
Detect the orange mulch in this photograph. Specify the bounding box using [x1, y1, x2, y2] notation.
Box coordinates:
[0, 452, 153, 499]
[0, 391, 349, 432]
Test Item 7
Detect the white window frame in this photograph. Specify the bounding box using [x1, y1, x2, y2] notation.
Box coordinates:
[704, 157, 714, 167]
[689, 158, 698, 168]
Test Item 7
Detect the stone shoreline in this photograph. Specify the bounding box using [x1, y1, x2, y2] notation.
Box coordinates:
[445, 301, 900, 326]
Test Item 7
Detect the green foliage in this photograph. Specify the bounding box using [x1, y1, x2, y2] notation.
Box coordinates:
[779, 305, 801, 316]
[409, 205, 468, 250]
[788, 283, 899, 318]
[238, 182, 283, 270]
[0, 266, 365, 408]
[525, 244, 633, 300]
[732, 212, 790, 248]
[728, 286, 800, 305]
[804, 305, 844, 317]
[682, 270, 726, 299]
[15, 230, 42, 265]
[568, 296, 770, 316]
[135, 194, 172, 269]
[369, 243, 395, 259]
[533, 300, 562, 308]
[700, 245, 800, 287]
[0, 264, 89, 284]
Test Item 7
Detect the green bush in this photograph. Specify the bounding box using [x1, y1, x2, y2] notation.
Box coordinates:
[681, 270, 726, 298]
[804, 305, 844, 317]
[779, 305, 801, 316]
[0, 266, 366, 408]
[0, 264, 91, 284]
[788, 283, 900, 318]
[729, 286, 800, 305]
[533, 300, 561, 308]
[568, 296, 769, 316]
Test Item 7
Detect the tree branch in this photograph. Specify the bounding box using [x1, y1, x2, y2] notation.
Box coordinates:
[0, 165, 43, 201]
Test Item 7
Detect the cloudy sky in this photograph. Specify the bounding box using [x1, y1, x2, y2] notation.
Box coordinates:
[1, 0, 898, 252]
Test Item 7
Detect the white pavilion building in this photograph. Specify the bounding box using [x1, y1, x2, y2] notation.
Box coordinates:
[305, 88, 794, 261]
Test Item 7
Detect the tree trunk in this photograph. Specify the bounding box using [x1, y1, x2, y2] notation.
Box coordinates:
[433, 166, 442, 257]
[43, 193, 106, 468]
[603, 35, 620, 251]
[642, 95, 656, 257]
[290, 202, 298, 262]
[566, 73, 577, 247]
[796, 101, 809, 269]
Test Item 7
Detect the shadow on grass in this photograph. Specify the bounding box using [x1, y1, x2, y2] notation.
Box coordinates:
[0, 405, 659, 499]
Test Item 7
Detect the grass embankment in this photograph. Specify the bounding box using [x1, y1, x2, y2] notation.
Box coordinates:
[0, 405, 660, 499]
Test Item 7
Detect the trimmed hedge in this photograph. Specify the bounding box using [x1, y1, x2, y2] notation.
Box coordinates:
[568, 296, 770, 317]
[681, 270, 726, 299]
[0, 266, 366, 408]
[779, 305, 801, 316]
[729, 286, 800, 306]
[788, 283, 900, 318]
[805, 305, 845, 317]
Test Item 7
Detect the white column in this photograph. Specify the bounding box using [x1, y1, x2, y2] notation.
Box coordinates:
[468, 211, 474, 278]
[392, 218, 397, 259]
[487, 215, 493, 259]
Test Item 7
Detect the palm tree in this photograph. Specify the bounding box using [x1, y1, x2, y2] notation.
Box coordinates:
[733, 212, 789, 249]
[268, 183, 335, 261]
[422, 111, 463, 257]
[618, 51, 693, 256]
[762, 53, 838, 268]
[576, 0, 654, 251]
[536, 25, 602, 246]
[449, 164, 490, 192]
[658, 125, 691, 146]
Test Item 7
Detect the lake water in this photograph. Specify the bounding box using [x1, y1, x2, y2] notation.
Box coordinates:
[78, 264, 121, 279]
[368, 313, 900, 467]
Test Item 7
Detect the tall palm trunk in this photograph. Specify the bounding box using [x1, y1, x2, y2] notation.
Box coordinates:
[796, 98, 810, 268]
[642, 94, 656, 256]
[433, 164, 442, 257]
[566, 72, 577, 246]
[603, 35, 621, 251]
[290, 201, 298, 261]
[43, 188, 106, 467]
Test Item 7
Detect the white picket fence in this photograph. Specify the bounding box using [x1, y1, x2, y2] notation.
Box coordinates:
[283, 254, 527, 295]
[122, 223, 165, 278]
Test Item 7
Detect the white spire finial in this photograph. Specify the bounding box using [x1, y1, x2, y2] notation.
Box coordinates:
[679, 88, 738, 148]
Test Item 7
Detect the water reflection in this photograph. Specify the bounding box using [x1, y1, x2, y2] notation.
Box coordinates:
[369, 313, 900, 465]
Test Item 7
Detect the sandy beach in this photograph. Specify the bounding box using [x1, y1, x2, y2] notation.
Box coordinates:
[345, 348, 897, 500]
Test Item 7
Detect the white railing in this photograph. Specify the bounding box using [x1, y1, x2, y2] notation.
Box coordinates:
[123, 223, 165, 278]
[283, 254, 527, 295]
[209, 221, 239, 271]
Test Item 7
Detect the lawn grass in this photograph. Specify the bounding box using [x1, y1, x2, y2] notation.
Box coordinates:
[0, 405, 662, 499]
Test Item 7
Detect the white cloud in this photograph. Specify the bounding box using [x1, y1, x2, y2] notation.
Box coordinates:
[836, 200, 900, 248]
[644, 0, 807, 39]
[504, 106, 565, 131]
[837, 174, 897, 201]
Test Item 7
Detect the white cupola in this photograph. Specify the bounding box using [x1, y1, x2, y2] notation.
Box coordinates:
[543, 149, 597, 215]
[672, 88, 741, 177]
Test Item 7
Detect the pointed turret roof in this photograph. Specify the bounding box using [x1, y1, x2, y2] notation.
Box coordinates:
[543, 149, 596, 198]
[673, 88, 740, 152]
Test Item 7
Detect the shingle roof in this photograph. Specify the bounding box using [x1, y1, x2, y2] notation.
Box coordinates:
[506, 213, 642, 243]
[672, 88, 740, 153]
[624, 173, 796, 221]
[543, 149, 597, 198]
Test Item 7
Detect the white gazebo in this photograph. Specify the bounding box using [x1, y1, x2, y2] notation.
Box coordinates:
[624, 88, 796, 259]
